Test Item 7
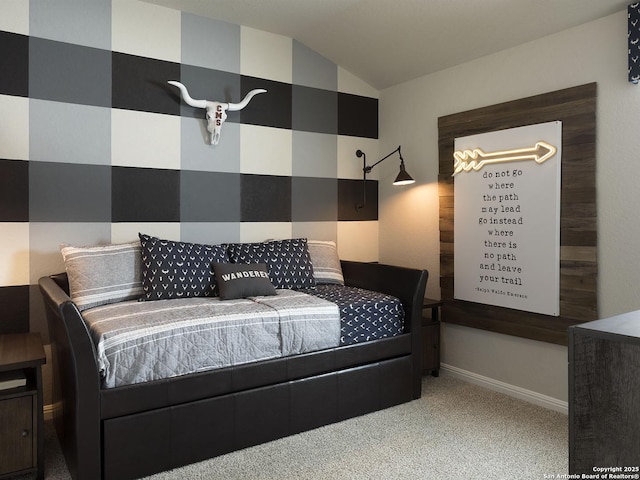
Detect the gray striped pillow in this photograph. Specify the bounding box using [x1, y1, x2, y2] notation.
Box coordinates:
[307, 240, 344, 285]
[60, 241, 143, 311]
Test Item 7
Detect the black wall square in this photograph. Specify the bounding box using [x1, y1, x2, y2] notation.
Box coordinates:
[0, 159, 29, 221]
[241, 174, 291, 222]
[338, 92, 378, 139]
[0, 31, 28, 97]
[338, 178, 378, 221]
[0, 285, 30, 334]
[240, 76, 292, 130]
[112, 52, 181, 116]
[112, 166, 180, 222]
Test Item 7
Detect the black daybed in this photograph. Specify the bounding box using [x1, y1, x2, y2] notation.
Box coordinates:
[39, 237, 428, 480]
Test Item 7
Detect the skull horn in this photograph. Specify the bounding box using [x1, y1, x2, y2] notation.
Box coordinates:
[168, 81, 207, 109]
[227, 89, 267, 111]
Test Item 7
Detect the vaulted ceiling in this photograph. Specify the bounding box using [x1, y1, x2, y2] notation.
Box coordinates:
[142, 0, 630, 90]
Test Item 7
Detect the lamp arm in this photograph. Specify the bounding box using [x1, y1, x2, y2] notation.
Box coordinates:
[355, 145, 405, 210]
[367, 146, 402, 171]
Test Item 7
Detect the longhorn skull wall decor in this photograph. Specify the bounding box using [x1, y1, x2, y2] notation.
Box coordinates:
[168, 81, 267, 145]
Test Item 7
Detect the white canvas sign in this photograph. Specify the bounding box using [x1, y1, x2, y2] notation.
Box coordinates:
[453, 121, 562, 316]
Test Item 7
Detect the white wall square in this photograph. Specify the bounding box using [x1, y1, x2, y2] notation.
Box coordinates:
[292, 222, 338, 243]
[240, 223, 292, 243]
[0, 95, 29, 160]
[112, 109, 180, 169]
[240, 124, 292, 176]
[337, 221, 379, 262]
[0, 223, 29, 286]
[0, 0, 29, 34]
[241, 26, 292, 83]
[112, 0, 181, 62]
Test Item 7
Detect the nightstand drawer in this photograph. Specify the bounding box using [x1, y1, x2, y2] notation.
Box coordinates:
[0, 393, 36, 475]
[0, 333, 45, 479]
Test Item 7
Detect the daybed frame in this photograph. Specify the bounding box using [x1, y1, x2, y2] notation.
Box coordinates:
[39, 260, 428, 480]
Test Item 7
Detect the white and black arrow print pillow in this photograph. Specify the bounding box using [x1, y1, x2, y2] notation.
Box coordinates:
[139, 233, 229, 301]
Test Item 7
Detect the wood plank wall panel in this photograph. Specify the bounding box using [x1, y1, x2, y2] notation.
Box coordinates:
[438, 83, 597, 345]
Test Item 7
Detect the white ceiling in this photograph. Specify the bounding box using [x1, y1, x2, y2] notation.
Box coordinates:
[141, 0, 630, 90]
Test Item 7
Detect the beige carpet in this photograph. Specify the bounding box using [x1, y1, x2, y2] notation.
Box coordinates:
[35, 374, 568, 479]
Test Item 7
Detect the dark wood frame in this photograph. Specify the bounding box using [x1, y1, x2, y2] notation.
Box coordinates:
[438, 83, 597, 345]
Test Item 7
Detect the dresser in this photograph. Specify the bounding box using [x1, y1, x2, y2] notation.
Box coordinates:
[569, 311, 640, 474]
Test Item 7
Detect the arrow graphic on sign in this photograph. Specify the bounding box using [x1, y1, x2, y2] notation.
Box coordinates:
[452, 141, 557, 176]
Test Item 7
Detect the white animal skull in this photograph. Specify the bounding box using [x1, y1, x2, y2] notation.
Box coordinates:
[168, 81, 267, 145]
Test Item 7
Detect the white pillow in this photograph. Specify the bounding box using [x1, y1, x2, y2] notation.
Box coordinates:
[60, 241, 142, 311]
[307, 240, 344, 285]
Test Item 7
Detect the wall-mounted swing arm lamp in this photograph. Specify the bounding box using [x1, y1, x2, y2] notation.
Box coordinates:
[355, 145, 415, 210]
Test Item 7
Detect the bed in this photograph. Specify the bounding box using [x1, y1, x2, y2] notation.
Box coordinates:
[39, 237, 428, 480]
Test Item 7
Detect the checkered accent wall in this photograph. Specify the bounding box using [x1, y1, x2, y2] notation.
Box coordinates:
[0, 1, 380, 336]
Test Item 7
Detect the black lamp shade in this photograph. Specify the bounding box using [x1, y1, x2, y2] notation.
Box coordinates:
[393, 161, 415, 185]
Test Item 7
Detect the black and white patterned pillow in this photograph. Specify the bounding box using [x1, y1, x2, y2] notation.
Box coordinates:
[139, 233, 229, 301]
[226, 238, 316, 290]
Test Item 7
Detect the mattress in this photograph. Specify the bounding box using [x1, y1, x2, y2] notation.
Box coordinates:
[81, 290, 340, 388]
[297, 284, 405, 345]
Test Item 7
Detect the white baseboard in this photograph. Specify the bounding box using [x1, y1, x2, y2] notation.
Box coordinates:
[440, 363, 568, 415]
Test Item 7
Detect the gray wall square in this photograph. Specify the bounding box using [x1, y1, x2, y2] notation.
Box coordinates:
[291, 177, 337, 222]
[30, 100, 111, 165]
[29, 162, 111, 222]
[29, 38, 112, 107]
[180, 170, 241, 222]
[292, 85, 337, 134]
[30, 0, 112, 50]
[180, 118, 241, 172]
[181, 14, 240, 73]
[293, 41, 337, 91]
[292, 131, 337, 178]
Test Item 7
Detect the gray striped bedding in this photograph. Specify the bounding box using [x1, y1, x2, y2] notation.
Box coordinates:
[80, 289, 340, 388]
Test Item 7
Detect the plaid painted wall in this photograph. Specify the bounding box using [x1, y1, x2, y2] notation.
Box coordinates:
[0, 0, 380, 337]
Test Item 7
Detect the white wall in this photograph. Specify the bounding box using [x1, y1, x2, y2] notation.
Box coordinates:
[378, 10, 640, 405]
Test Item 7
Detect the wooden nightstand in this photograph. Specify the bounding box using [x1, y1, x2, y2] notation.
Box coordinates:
[0, 333, 46, 480]
[422, 298, 442, 377]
